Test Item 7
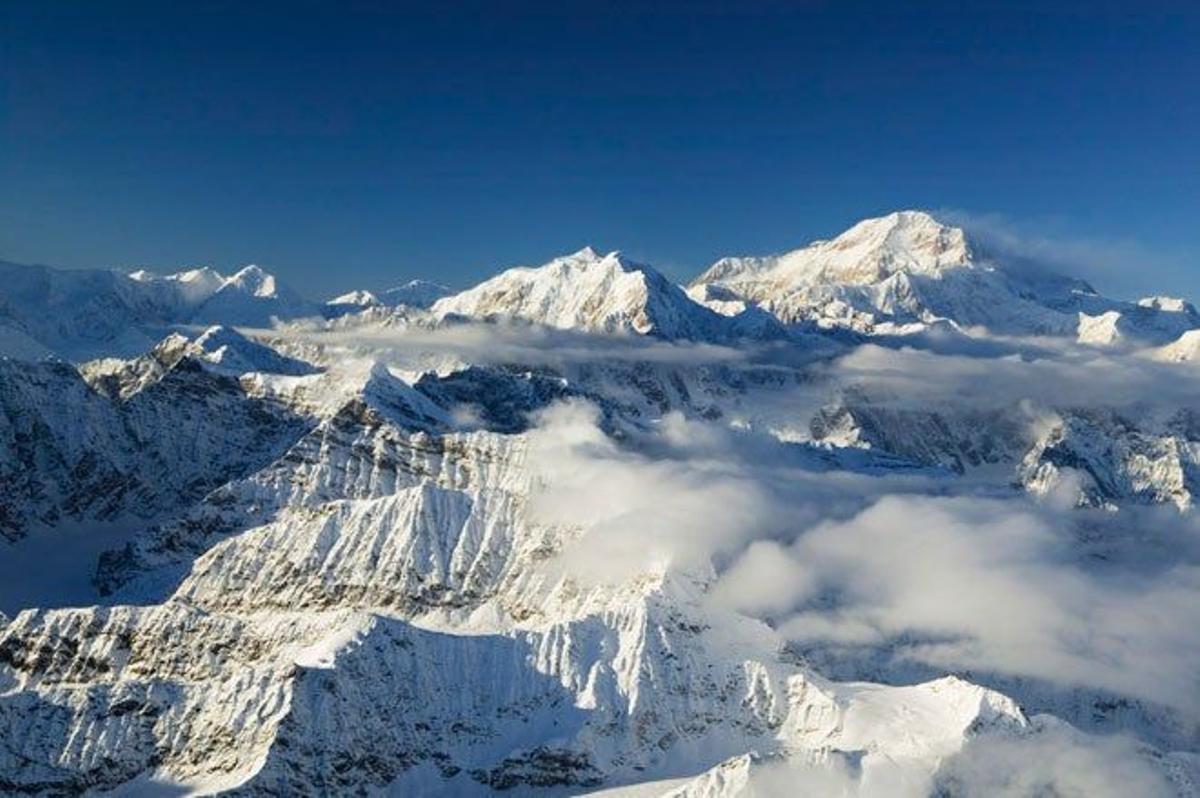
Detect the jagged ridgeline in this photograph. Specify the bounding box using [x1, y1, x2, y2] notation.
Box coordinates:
[1, 212, 1198, 795]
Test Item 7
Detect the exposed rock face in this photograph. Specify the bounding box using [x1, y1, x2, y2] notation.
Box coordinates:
[0, 343, 311, 544]
[1018, 409, 1200, 510]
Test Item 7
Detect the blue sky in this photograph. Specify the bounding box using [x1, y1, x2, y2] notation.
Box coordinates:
[2, 1, 1197, 299]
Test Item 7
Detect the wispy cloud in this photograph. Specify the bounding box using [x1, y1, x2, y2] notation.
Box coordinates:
[936, 208, 1190, 300]
[274, 318, 748, 373]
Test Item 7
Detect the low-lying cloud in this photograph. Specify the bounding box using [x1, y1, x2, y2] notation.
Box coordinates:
[934, 717, 1184, 798]
[524, 401, 789, 584]
[701, 719, 1181, 798]
[715, 493, 1200, 713]
[275, 317, 750, 374]
[825, 342, 1200, 412]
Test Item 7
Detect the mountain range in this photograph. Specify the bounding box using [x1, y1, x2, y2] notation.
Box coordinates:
[5, 211, 1198, 360]
[1, 211, 1198, 796]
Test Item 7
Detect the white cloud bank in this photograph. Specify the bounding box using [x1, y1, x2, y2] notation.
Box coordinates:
[716, 494, 1200, 713]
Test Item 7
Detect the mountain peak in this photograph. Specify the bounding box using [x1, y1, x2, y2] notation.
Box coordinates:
[544, 247, 624, 273]
[377, 279, 452, 309]
[224, 265, 277, 297]
[127, 266, 227, 306]
[190, 324, 317, 375]
[178, 266, 225, 285]
[192, 324, 245, 350]
[806, 209, 973, 282]
[327, 289, 381, 308]
[433, 247, 724, 338]
[837, 209, 965, 244]
[694, 210, 975, 291]
[186, 265, 316, 327]
[568, 245, 600, 262]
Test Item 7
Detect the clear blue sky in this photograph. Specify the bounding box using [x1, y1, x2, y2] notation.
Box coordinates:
[2, 1, 1197, 299]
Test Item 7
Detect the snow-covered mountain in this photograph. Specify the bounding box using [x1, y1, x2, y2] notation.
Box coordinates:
[2, 216, 1200, 796]
[131, 264, 319, 328]
[324, 289, 383, 318]
[0, 332, 313, 545]
[190, 325, 318, 376]
[691, 210, 1200, 344]
[430, 247, 778, 342]
[381, 278, 452, 309]
[324, 280, 453, 319]
[0, 261, 319, 359]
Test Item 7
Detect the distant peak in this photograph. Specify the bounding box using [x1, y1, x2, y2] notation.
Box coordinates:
[888, 209, 945, 226]
[1138, 296, 1196, 315]
[569, 246, 600, 261]
[178, 266, 224, 283]
[551, 248, 641, 274]
[224, 265, 278, 297]
[194, 324, 241, 346]
[691, 209, 976, 291]
[328, 290, 381, 307]
[127, 265, 225, 285]
[232, 264, 265, 277]
[377, 280, 452, 310]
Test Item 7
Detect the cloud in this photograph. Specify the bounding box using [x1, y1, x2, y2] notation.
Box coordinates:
[936, 208, 1190, 300]
[523, 401, 789, 585]
[824, 341, 1200, 411]
[273, 317, 749, 375]
[707, 540, 815, 616]
[714, 493, 1200, 713]
[521, 387, 1200, 722]
[519, 396, 979, 588]
[697, 719, 1184, 798]
[934, 717, 1184, 798]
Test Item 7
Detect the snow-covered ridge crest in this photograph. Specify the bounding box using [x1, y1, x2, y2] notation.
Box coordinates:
[432, 246, 744, 341]
[0, 259, 321, 358]
[381, 278, 452, 309]
[324, 280, 452, 319]
[694, 209, 976, 290]
[130, 263, 287, 301]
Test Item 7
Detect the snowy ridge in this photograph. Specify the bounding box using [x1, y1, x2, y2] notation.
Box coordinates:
[0, 260, 320, 359]
[432, 247, 772, 342]
[0, 338, 314, 546]
[324, 281, 453, 320]
[381, 279, 453, 309]
[191, 325, 318, 376]
[143, 264, 318, 327]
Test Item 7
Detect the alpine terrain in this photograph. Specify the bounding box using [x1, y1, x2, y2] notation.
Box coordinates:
[1, 211, 1198, 797]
